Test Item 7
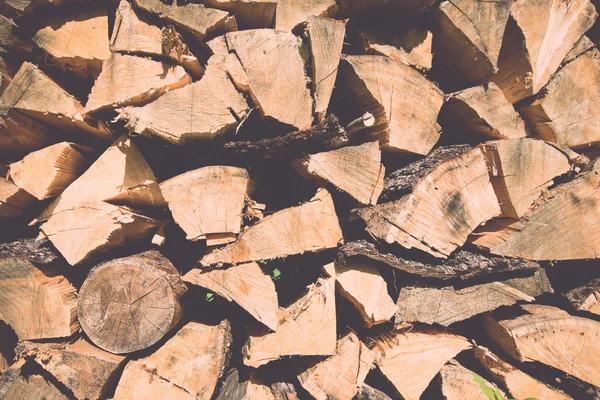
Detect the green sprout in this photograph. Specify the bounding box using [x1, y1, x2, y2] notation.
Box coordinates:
[271, 268, 281, 281]
[205, 292, 215, 303]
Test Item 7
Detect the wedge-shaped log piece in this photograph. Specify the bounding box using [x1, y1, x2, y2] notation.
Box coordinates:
[298, 332, 373, 400]
[439, 83, 526, 140]
[373, 329, 471, 400]
[276, 0, 337, 31]
[396, 268, 552, 326]
[216, 369, 275, 400]
[203, 0, 277, 29]
[357, 147, 500, 258]
[0, 360, 68, 400]
[84, 53, 190, 114]
[183, 263, 278, 331]
[242, 277, 336, 368]
[201, 188, 343, 266]
[473, 345, 573, 400]
[339, 55, 444, 155]
[114, 360, 195, 400]
[78, 251, 187, 354]
[33, 8, 110, 79]
[471, 158, 600, 260]
[225, 29, 313, 130]
[519, 47, 600, 149]
[566, 277, 600, 315]
[434, 0, 512, 84]
[294, 142, 384, 205]
[440, 360, 507, 400]
[323, 260, 395, 327]
[9, 142, 94, 200]
[308, 16, 346, 120]
[485, 304, 600, 387]
[0, 178, 36, 220]
[0, 62, 112, 141]
[0, 15, 33, 53]
[160, 166, 250, 244]
[0, 108, 59, 156]
[493, 0, 597, 103]
[0, 258, 77, 341]
[17, 339, 127, 400]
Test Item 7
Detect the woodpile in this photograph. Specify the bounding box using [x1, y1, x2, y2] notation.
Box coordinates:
[2, 0, 600, 399]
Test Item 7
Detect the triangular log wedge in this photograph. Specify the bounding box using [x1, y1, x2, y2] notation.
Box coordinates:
[0, 14, 33, 53]
[200, 188, 343, 267]
[484, 304, 600, 387]
[0, 107, 60, 157]
[323, 260, 395, 327]
[16, 339, 127, 400]
[216, 369, 275, 400]
[9, 142, 95, 200]
[307, 16, 346, 120]
[293, 141, 384, 205]
[439, 83, 526, 140]
[440, 360, 507, 400]
[493, 0, 597, 103]
[160, 166, 251, 244]
[203, 0, 277, 29]
[297, 332, 374, 400]
[372, 329, 471, 400]
[395, 268, 552, 327]
[242, 277, 336, 368]
[275, 0, 337, 31]
[78, 251, 187, 354]
[339, 55, 444, 155]
[471, 158, 600, 260]
[0, 178, 36, 220]
[565, 277, 600, 315]
[356, 146, 500, 258]
[473, 345, 573, 400]
[114, 360, 195, 400]
[0, 360, 68, 400]
[183, 262, 278, 331]
[519, 47, 600, 149]
[0, 258, 78, 341]
[84, 53, 191, 114]
[434, 0, 512, 85]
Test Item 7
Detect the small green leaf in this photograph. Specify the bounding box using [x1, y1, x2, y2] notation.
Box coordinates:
[258, 259, 269, 265]
[271, 268, 281, 281]
[473, 373, 507, 400]
[205, 292, 215, 303]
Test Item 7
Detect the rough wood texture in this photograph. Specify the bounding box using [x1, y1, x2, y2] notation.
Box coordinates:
[276, 0, 337, 31]
[242, 277, 336, 368]
[354, 384, 392, 400]
[0, 258, 78, 341]
[396, 268, 552, 326]
[564, 35, 595, 63]
[0, 15, 32, 53]
[0, 177, 36, 220]
[297, 332, 374, 400]
[0, 360, 68, 400]
[183, 262, 278, 331]
[439, 83, 526, 140]
[9, 142, 94, 200]
[473, 345, 573, 400]
[201, 189, 343, 267]
[203, 0, 277, 29]
[78, 250, 187, 354]
[565, 277, 600, 315]
[271, 382, 298, 400]
[357, 147, 501, 258]
[493, 0, 597, 103]
[485, 304, 600, 387]
[323, 260, 395, 327]
[0, 105, 60, 157]
[372, 329, 471, 400]
[471, 158, 600, 260]
[440, 360, 507, 400]
[16, 339, 127, 400]
[216, 369, 275, 400]
[160, 166, 250, 244]
[225, 29, 313, 130]
[294, 141, 384, 205]
[0, 237, 59, 265]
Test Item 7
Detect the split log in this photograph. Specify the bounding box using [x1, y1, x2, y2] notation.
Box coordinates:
[224, 29, 313, 130]
[84, 53, 191, 114]
[0, 178, 36, 220]
[271, 382, 298, 400]
[473, 345, 573, 400]
[354, 384, 392, 400]
[519, 47, 600, 149]
[322, 261, 395, 327]
[564, 35, 595, 64]
[0, 237, 59, 265]
[16, 339, 127, 400]
[0, 15, 32, 53]
[216, 370, 275, 400]
[439, 360, 507, 400]
[372, 329, 471, 400]
[485, 304, 600, 387]
[203, 0, 277, 29]
[0, 360, 68, 400]
[183, 262, 278, 331]
[297, 332, 374, 400]
[0, 107, 60, 157]
[395, 268, 552, 326]
[242, 277, 336, 368]
[293, 141, 384, 205]
[275, 0, 337, 31]
[32, 8, 111, 79]
[565, 277, 600, 315]
[9, 142, 95, 200]
[492, 0, 597, 103]
[0, 258, 78, 341]
[356, 146, 500, 258]
[338, 55, 444, 155]
[307, 16, 346, 120]
[439, 83, 527, 140]
[78, 250, 187, 354]
[0, 56, 13, 95]
[200, 188, 343, 267]
[160, 166, 251, 244]
[471, 158, 600, 260]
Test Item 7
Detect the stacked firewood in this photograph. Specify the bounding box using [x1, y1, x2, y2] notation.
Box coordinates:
[2, 0, 600, 399]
